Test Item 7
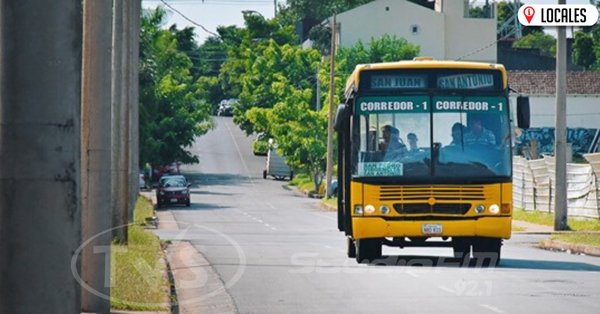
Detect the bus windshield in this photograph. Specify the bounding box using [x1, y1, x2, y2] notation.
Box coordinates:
[352, 95, 511, 182]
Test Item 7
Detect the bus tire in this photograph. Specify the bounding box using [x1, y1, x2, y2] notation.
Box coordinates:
[452, 238, 471, 264]
[472, 237, 502, 266]
[263, 170, 267, 179]
[347, 237, 356, 258]
[355, 238, 381, 264]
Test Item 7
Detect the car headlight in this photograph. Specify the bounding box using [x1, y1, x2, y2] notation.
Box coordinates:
[475, 204, 485, 214]
[181, 190, 188, 195]
[159, 191, 165, 196]
[489, 204, 500, 214]
[364, 205, 375, 214]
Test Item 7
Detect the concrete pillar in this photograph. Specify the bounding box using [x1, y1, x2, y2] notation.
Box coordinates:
[81, 0, 113, 312]
[112, 0, 129, 241]
[128, 0, 142, 223]
[0, 1, 82, 313]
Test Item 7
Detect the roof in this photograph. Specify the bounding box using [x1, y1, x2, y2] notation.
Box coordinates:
[508, 71, 600, 95]
[345, 59, 507, 98]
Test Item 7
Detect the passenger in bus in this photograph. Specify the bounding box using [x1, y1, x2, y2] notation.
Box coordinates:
[449, 123, 465, 146]
[464, 117, 496, 145]
[407, 133, 419, 151]
[381, 125, 409, 161]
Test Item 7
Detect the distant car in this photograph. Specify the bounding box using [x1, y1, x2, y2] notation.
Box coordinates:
[216, 103, 233, 116]
[151, 162, 181, 181]
[156, 175, 190, 207]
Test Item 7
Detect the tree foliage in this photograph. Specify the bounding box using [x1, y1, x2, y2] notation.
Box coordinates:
[572, 31, 596, 70]
[512, 32, 556, 58]
[139, 8, 214, 166]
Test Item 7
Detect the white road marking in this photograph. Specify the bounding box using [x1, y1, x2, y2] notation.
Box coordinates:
[479, 304, 506, 313]
[324, 245, 333, 249]
[256, 219, 263, 223]
[270, 227, 277, 231]
[267, 203, 276, 210]
[264, 223, 270, 227]
[438, 286, 455, 294]
[224, 121, 255, 187]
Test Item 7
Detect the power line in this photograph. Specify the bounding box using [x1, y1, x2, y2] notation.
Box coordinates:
[158, 0, 220, 37]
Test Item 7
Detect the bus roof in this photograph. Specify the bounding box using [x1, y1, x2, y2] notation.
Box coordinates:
[344, 59, 507, 98]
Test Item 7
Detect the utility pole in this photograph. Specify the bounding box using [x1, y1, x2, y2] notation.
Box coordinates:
[274, 0, 277, 16]
[112, 0, 129, 242]
[326, 14, 337, 198]
[130, 0, 142, 219]
[0, 1, 82, 313]
[554, 0, 568, 231]
[81, 0, 113, 311]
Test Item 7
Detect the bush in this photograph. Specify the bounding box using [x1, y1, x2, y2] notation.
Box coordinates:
[252, 139, 269, 156]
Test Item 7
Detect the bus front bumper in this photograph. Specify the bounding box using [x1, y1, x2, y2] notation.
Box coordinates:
[352, 216, 511, 240]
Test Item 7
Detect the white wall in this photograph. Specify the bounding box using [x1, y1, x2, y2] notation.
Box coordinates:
[336, 0, 445, 59]
[336, 0, 497, 62]
[511, 94, 600, 129]
[444, 18, 497, 62]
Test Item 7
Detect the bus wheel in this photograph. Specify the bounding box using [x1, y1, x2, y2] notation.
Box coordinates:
[472, 238, 502, 266]
[355, 239, 381, 264]
[452, 238, 471, 264]
[347, 237, 356, 258]
[263, 170, 267, 179]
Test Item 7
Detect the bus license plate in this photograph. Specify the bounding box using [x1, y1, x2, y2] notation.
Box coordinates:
[170, 198, 177, 203]
[422, 224, 443, 234]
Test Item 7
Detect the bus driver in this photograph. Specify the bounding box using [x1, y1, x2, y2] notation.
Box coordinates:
[381, 125, 409, 161]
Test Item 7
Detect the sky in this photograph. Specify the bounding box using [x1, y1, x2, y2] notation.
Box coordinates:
[142, 0, 283, 42]
[141, 0, 595, 44]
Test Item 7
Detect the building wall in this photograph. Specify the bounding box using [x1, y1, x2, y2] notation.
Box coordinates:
[511, 94, 600, 129]
[444, 18, 497, 62]
[336, 0, 445, 59]
[336, 0, 497, 62]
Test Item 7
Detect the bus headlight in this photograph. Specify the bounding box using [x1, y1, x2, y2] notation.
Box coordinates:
[364, 205, 375, 214]
[489, 204, 500, 214]
[475, 204, 485, 214]
[380, 205, 390, 215]
[354, 205, 363, 215]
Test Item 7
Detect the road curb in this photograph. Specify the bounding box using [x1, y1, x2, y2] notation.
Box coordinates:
[540, 238, 600, 257]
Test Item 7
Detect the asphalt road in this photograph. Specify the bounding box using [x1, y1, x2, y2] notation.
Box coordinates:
[156, 116, 600, 314]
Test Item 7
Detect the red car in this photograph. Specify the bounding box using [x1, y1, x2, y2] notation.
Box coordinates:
[151, 162, 181, 181]
[156, 175, 190, 207]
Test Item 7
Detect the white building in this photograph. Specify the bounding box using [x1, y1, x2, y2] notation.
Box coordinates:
[333, 0, 497, 62]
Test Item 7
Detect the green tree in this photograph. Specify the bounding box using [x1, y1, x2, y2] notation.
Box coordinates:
[512, 31, 556, 58]
[235, 41, 321, 135]
[572, 31, 596, 70]
[139, 8, 214, 167]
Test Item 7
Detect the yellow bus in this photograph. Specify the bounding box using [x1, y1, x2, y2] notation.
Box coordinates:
[334, 58, 530, 265]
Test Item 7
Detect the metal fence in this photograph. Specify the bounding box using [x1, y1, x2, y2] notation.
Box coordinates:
[513, 153, 600, 219]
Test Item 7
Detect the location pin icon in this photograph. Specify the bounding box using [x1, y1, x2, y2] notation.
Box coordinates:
[523, 6, 535, 23]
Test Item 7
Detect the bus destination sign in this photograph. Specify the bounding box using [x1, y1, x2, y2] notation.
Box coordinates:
[437, 73, 494, 89]
[357, 96, 429, 115]
[370, 75, 427, 90]
[433, 96, 506, 113]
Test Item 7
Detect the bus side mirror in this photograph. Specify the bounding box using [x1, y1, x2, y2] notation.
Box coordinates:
[334, 105, 347, 132]
[516, 96, 530, 129]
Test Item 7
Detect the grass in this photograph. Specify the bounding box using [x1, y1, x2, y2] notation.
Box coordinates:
[111, 197, 169, 311]
[321, 196, 338, 210]
[289, 172, 317, 192]
[511, 225, 526, 232]
[549, 233, 600, 247]
[513, 209, 600, 231]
